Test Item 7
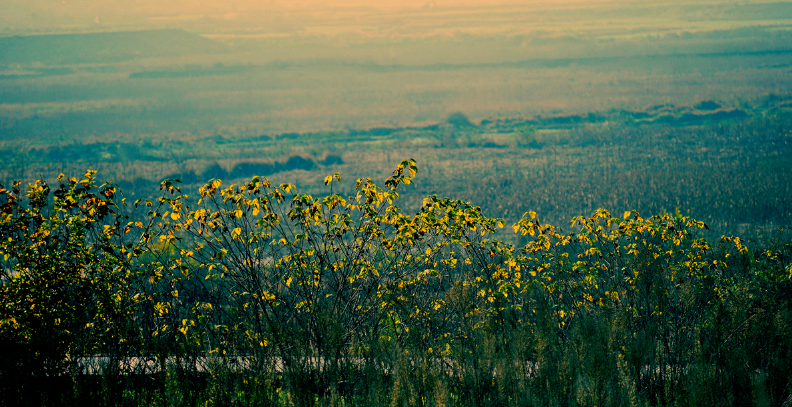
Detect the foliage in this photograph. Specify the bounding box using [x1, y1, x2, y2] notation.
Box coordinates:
[0, 171, 143, 404]
[1, 163, 791, 406]
[446, 112, 475, 128]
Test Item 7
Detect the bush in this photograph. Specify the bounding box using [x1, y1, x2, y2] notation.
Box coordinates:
[0, 171, 142, 405]
[1, 162, 790, 406]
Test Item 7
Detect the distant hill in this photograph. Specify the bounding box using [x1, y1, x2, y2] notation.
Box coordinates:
[0, 29, 225, 65]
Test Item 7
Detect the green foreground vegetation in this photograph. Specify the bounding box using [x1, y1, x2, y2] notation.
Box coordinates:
[1, 162, 790, 406]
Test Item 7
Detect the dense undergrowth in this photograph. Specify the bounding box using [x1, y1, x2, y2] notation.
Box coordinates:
[1, 161, 791, 406]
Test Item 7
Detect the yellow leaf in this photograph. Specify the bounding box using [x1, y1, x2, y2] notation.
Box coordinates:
[324, 176, 333, 185]
[623, 211, 631, 220]
[171, 212, 180, 221]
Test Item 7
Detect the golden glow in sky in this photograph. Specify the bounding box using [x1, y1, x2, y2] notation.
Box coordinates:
[3, 0, 627, 35]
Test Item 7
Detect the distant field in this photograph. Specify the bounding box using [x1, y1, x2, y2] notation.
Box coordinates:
[2, 1, 792, 134]
[3, 95, 790, 241]
[2, 40, 791, 135]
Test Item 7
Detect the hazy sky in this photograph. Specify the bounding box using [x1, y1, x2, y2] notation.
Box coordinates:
[3, 0, 776, 41]
[10, 0, 619, 12]
[3, 0, 631, 33]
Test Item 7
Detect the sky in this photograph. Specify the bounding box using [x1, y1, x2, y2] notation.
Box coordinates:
[2, 0, 632, 34]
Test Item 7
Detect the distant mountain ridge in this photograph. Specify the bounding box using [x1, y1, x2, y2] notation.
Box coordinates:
[0, 29, 224, 66]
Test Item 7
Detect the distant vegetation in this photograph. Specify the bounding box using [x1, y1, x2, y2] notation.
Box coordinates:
[0, 30, 224, 66]
[1, 163, 790, 406]
[3, 97, 789, 240]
